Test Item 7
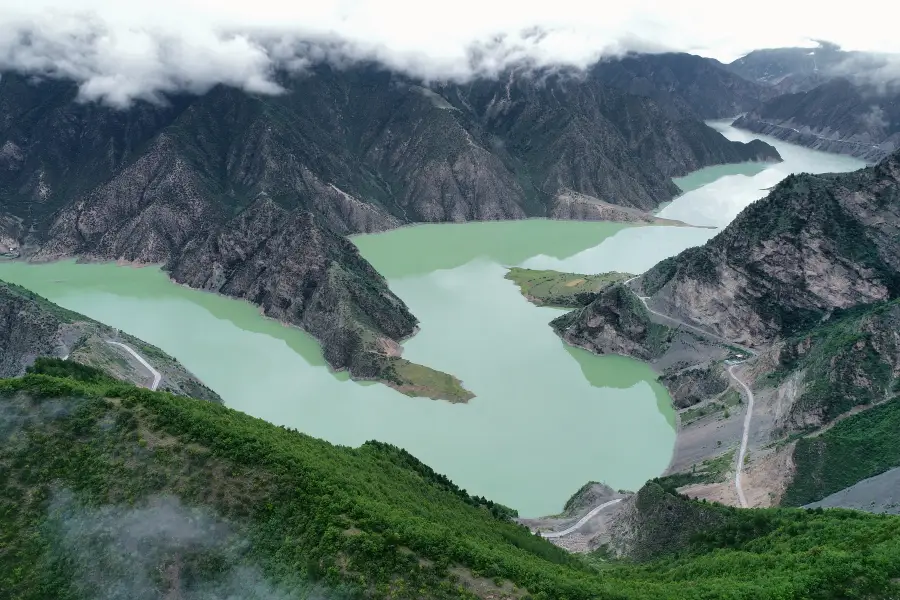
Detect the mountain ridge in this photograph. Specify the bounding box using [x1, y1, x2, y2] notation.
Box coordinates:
[733, 78, 900, 161]
[0, 63, 781, 391]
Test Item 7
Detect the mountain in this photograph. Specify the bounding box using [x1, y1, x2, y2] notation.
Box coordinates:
[590, 52, 777, 119]
[724, 41, 893, 94]
[549, 149, 900, 510]
[4, 362, 900, 599]
[0, 279, 220, 401]
[0, 64, 780, 392]
[733, 78, 900, 161]
[639, 150, 900, 347]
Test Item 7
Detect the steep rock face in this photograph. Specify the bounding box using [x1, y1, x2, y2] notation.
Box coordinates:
[0, 280, 220, 401]
[551, 285, 674, 361]
[169, 198, 417, 374]
[641, 151, 900, 347]
[591, 52, 776, 119]
[660, 366, 729, 409]
[733, 78, 900, 161]
[0, 282, 67, 376]
[444, 73, 782, 211]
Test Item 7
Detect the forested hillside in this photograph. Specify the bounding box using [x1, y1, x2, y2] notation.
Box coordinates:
[3, 361, 900, 599]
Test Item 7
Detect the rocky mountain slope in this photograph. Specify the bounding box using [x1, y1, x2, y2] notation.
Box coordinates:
[0, 63, 781, 391]
[591, 52, 777, 119]
[733, 78, 900, 161]
[639, 150, 900, 348]
[0, 279, 220, 401]
[725, 41, 891, 94]
[551, 284, 676, 362]
[4, 363, 900, 599]
[548, 149, 900, 511]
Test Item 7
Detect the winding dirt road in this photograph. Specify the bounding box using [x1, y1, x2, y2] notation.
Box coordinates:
[538, 499, 623, 538]
[107, 340, 162, 391]
[623, 277, 758, 508]
[728, 364, 754, 508]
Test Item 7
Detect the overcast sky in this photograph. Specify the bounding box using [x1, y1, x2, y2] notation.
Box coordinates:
[1, 0, 899, 106]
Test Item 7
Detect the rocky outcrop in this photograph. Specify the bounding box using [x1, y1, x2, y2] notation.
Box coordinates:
[660, 366, 730, 409]
[733, 78, 900, 161]
[0, 280, 220, 401]
[640, 151, 900, 348]
[551, 285, 675, 361]
[168, 198, 417, 376]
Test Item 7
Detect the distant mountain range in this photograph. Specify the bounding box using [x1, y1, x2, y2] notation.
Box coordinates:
[734, 78, 900, 161]
[725, 40, 894, 94]
[722, 41, 900, 161]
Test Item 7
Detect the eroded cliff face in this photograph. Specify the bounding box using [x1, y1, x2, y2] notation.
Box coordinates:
[641, 152, 900, 348]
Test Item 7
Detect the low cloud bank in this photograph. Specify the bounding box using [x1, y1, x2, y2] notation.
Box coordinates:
[1, 1, 899, 106]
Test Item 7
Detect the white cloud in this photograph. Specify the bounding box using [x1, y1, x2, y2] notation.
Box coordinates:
[1, 0, 899, 106]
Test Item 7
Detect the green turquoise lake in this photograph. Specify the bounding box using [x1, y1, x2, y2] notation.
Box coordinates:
[0, 222, 676, 518]
[0, 123, 867, 517]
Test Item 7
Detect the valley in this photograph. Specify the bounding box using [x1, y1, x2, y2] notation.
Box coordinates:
[3, 22, 900, 598]
[0, 123, 862, 520]
[0, 226, 676, 519]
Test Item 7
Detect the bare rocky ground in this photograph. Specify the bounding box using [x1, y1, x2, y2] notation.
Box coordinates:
[806, 467, 900, 514]
[550, 190, 699, 227]
[517, 483, 628, 553]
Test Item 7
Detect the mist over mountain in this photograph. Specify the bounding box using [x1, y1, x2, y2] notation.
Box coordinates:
[727, 40, 900, 94]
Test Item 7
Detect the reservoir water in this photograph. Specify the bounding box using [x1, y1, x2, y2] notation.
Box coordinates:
[525, 120, 865, 274]
[0, 121, 866, 516]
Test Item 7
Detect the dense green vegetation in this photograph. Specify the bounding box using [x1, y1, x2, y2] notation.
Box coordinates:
[783, 396, 900, 507]
[5, 361, 900, 598]
[505, 268, 632, 308]
[769, 300, 899, 425]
